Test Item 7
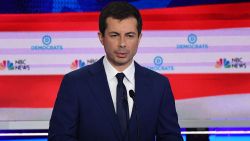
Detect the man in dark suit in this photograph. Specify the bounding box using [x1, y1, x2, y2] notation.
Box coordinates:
[48, 1, 183, 141]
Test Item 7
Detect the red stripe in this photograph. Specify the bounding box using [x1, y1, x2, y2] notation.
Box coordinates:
[165, 73, 250, 100]
[0, 75, 62, 108]
[0, 2, 249, 31]
[0, 73, 250, 108]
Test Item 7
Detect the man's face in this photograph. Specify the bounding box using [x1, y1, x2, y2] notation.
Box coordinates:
[98, 17, 142, 71]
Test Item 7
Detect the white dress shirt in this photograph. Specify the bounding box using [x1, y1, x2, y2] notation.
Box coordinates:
[103, 56, 135, 118]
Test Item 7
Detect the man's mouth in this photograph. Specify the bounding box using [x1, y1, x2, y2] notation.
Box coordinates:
[116, 52, 128, 58]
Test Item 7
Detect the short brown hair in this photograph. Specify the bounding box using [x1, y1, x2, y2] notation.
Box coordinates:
[99, 1, 142, 36]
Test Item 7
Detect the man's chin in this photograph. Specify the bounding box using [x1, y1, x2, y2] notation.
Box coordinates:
[114, 59, 132, 66]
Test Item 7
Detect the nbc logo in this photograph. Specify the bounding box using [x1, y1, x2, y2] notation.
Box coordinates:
[0, 60, 6, 70]
[215, 58, 231, 68]
[0, 60, 14, 70]
[70, 59, 86, 70]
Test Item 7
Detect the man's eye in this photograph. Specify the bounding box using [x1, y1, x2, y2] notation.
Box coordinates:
[127, 34, 135, 38]
[110, 34, 118, 37]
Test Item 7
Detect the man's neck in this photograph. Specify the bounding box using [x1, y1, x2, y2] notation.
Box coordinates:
[107, 58, 132, 72]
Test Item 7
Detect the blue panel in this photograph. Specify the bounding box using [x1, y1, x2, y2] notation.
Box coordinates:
[182, 135, 186, 141]
[209, 127, 250, 131]
[0, 137, 186, 141]
[0, 139, 47, 141]
[210, 135, 250, 141]
[0, 0, 249, 13]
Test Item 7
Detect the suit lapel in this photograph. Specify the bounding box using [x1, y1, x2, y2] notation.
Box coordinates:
[128, 62, 152, 136]
[88, 57, 122, 141]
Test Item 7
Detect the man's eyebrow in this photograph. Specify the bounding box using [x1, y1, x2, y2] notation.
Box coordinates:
[126, 32, 136, 34]
[107, 32, 137, 35]
[108, 32, 119, 34]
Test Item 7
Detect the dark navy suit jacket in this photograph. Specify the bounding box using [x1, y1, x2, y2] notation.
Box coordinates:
[48, 57, 183, 141]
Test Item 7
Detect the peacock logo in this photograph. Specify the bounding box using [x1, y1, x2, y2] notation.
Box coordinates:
[0, 60, 14, 70]
[70, 59, 86, 70]
[215, 58, 231, 68]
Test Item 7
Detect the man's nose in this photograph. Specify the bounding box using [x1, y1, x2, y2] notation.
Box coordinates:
[119, 36, 126, 48]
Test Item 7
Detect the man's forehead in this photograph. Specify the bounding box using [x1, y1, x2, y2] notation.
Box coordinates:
[106, 17, 137, 24]
[106, 17, 137, 30]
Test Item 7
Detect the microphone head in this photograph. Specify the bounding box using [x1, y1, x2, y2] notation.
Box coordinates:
[129, 90, 135, 99]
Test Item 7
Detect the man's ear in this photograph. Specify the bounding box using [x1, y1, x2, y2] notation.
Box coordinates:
[98, 32, 104, 45]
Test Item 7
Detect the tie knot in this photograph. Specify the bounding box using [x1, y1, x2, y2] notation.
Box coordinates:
[116, 73, 125, 83]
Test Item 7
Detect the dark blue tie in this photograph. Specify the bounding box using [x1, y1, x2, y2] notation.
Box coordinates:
[116, 73, 129, 138]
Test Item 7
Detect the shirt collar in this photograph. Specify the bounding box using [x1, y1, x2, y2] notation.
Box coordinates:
[103, 56, 135, 84]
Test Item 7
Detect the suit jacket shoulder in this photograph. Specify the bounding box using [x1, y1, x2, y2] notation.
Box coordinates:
[64, 57, 104, 82]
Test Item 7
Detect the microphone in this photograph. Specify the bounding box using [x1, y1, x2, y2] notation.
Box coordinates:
[129, 90, 140, 141]
[129, 90, 135, 99]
